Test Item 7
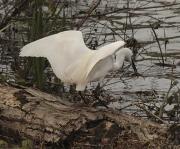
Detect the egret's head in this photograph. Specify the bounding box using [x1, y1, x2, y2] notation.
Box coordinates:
[115, 48, 137, 73]
[123, 48, 133, 62]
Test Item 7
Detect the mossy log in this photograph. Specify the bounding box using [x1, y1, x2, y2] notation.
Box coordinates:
[0, 83, 178, 148]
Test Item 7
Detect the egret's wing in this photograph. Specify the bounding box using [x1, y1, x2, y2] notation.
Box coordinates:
[20, 30, 88, 57]
[20, 30, 90, 80]
[87, 55, 113, 82]
[63, 52, 94, 83]
[85, 40, 125, 78]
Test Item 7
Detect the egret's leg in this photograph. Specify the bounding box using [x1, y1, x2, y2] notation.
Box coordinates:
[93, 80, 108, 109]
[78, 91, 88, 104]
[69, 84, 76, 94]
[92, 92, 108, 109]
[95, 77, 104, 92]
[95, 83, 101, 92]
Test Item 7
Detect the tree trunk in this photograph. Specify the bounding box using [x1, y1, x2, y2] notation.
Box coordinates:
[0, 83, 178, 148]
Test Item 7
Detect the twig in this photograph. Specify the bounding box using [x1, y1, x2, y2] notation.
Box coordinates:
[0, 23, 12, 33]
[0, 0, 32, 30]
[159, 78, 175, 118]
[150, 23, 165, 66]
[76, 0, 101, 30]
[135, 102, 168, 124]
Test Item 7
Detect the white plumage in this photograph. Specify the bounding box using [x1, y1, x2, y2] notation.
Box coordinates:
[20, 30, 135, 91]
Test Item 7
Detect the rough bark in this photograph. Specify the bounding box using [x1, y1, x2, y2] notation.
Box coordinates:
[0, 83, 178, 148]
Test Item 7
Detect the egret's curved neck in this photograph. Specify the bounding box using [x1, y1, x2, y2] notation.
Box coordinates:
[113, 48, 131, 70]
[113, 55, 125, 70]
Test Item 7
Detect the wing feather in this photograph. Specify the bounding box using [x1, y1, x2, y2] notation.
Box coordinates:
[20, 30, 90, 80]
[85, 40, 125, 78]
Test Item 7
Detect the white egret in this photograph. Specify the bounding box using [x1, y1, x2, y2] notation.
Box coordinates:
[20, 30, 137, 91]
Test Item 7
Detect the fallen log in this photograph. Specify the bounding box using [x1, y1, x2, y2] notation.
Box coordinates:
[0, 83, 178, 148]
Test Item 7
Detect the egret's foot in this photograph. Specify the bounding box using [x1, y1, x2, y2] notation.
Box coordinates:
[78, 91, 88, 104]
[92, 99, 109, 109]
[132, 72, 143, 77]
[93, 99, 109, 109]
[93, 83, 102, 97]
[92, 85, 108, 109]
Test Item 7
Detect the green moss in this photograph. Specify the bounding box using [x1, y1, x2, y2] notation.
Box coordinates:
[15, 78, 27, 86]
[0, 140, 8, 148]
[0, 74, 7, 82]
[21, 139, 33, 149]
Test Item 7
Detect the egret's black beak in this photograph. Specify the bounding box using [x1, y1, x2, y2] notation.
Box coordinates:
[131, 58, 137, 74]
